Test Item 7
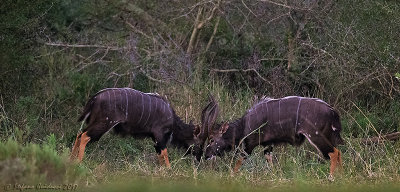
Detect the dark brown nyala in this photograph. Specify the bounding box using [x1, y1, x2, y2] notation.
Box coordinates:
[204, 96, 344, 175]
[70, 88, 207, 167]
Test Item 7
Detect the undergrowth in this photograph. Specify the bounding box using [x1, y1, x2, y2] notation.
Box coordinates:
[1, 82, 399, 191]
[0, 135, 86, 186]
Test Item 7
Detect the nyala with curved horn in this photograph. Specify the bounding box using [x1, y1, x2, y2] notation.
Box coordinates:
[204, 96, 344, 176]
[70, 88, 202, 167]
[192, 95, 220, 160]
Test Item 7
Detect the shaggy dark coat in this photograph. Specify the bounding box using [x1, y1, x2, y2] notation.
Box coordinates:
[205, 96, 344, 160]
[78, 88, 195, 154]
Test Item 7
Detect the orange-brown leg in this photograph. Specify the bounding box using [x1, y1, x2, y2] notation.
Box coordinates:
[328, 147, 340, 176]
[233, 157, 244, 173]
[160, 149, 171, 168]
[70, 132, 82, 161]
[77, 132, 91, 162]
[265, 154, 273, 166]
[158, 153, 165, 166]
[337, 150, 343, 172]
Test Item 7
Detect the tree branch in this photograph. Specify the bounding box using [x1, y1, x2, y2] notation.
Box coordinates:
[197, 1, 220, 29]
[140, 68, 165, 83]
[361, 132, 400, 144]
[259, 0, 310, 11]
[124, 3, 171, 35]
[187, 6, 204, 54]
[205, 16, 220, 52]
[211, 68, 271, 84]
[187, 0, 221, 54]
[125, 20, 152, 40]
[76, 48, 111, 72]
[44, 42, 124, 50]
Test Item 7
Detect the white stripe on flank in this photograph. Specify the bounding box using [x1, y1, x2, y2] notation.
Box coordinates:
[138, 93, 144, 124]
[253, 105, 259, 129]
[295, 97, 302, 132]
[278, 100, 283, 129]
[154, 97, 158, 113]
[165, 101, 172, 120]
[167, 132, 174, 145]
[143, 94, 151, 127]
[130, 90, 135, 121]
[162, 101, 165, 115]
[127, 88, 135, 118]
[112, 89, 116, 113]
[264, 101, 268, 126]
[107, 90, 111, 111]
[247, 114, 251, 131]
[304, 134, 323, 158]
[79, 112, 91, 132]
[263, 97, 278, 103]
[84, 112, 91, 121]
[125, 89, 129, 120]
[166, 107, 171, 120]
[104, 121, 121, 135]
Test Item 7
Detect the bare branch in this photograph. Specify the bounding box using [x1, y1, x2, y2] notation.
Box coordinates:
[171, 0, 215, 21]
[259, 58, 288, 61]
[123, 2, 172, 35]
[187, 0, 221, 54]
[125, 20, 152, 40]
[301, 42, 335, 59]
[140, 68, 165, 83]
[205, 16, 221, 52]
[76, 48, 111, 72]
[265, 12, 290, 26]
[211, 68, 271, 84]
[241, 0, 257, 17]
[187, 6, 204, 54]
[197, 0, 220, 29]
[44, 42, 124, 50]
[259, 0, 310, 11]
[361, 132, 400, 144]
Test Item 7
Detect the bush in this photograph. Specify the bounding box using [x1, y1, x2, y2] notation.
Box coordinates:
[0, 138, 86, 185]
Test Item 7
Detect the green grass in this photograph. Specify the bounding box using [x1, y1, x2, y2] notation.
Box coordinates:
[57, 135, 400, 191]
[84, 178, 400, 192]
[0, 138, 87, 186]
[1, 81, 399, 191]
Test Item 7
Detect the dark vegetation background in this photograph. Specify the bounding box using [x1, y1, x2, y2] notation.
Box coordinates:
[1, 0, 400, 190]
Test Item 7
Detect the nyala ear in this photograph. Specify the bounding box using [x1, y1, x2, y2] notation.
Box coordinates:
[220, 122, 229, 134]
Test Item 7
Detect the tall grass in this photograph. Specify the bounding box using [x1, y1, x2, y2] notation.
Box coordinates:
[1, 80, 399, 191]
[0, 137, 86, 186]
[68, 81, 399, 187]
[84, 177, 400, 192]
